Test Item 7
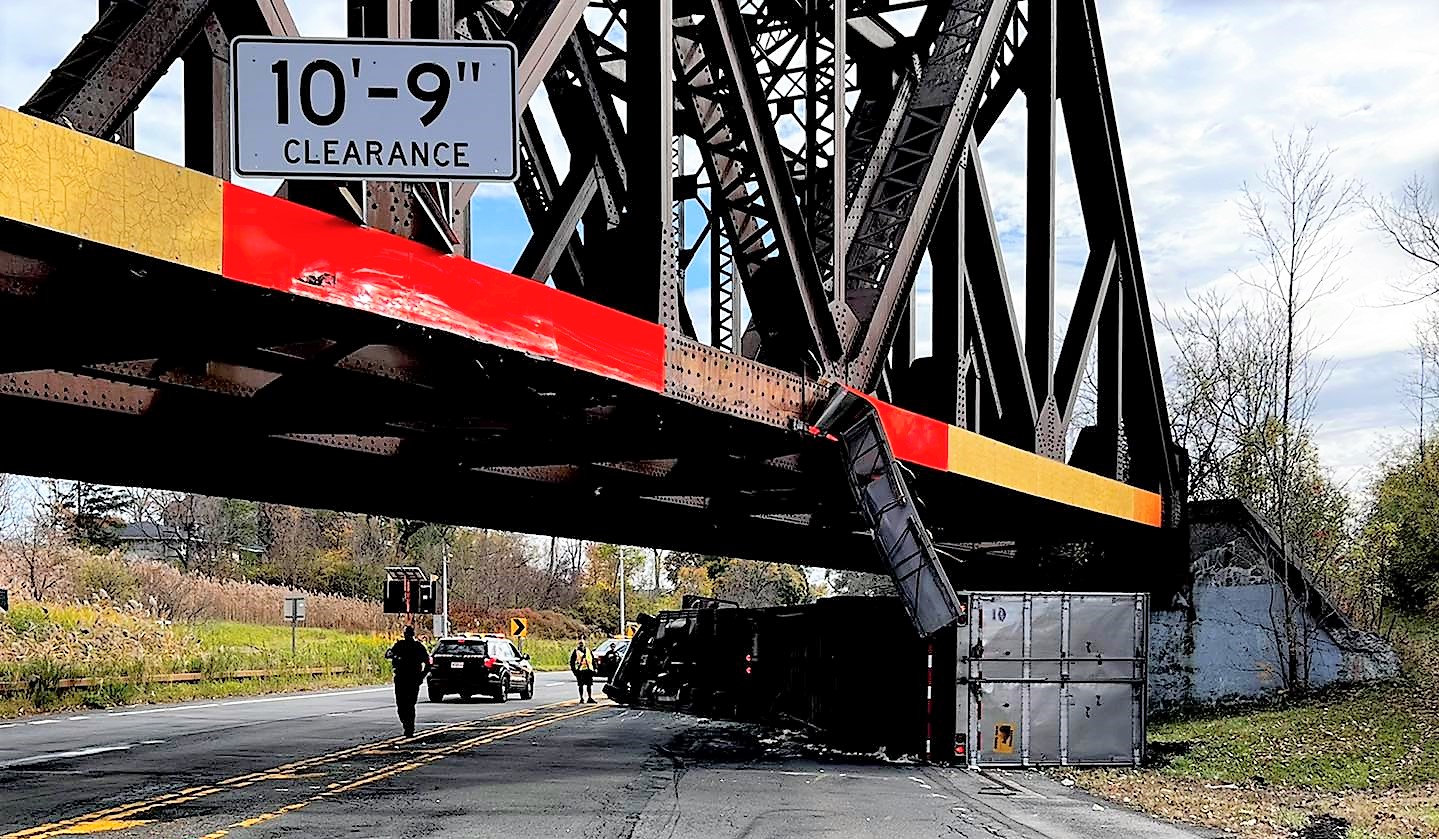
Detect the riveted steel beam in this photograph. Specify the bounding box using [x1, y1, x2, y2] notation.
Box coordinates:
[1060, 0, 1177, 503]
[24, 0, 212, 140]
[841, 0, 1015, 392]
[964, 137, 1035, 443]
[673, 0, 842, 372]
[1055, 242, 1116, 426]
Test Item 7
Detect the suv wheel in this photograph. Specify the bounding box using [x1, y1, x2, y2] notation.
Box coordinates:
[495, 675, 510, 702]
[428, 685, 444, 703]
[519, 675, 533, 700]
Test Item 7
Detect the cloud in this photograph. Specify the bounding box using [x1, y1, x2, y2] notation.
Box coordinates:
[1086, 0, 1439, 484]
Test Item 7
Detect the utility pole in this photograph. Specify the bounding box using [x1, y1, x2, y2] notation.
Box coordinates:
[618, 552, 626, 637]
[441, 541, 449, 637]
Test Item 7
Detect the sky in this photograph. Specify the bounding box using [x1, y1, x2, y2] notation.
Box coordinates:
[1, 0, 1438, 500]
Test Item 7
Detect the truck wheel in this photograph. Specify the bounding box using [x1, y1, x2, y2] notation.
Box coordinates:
[495, 676, 510, 702]
[519, 675, 533, 700]
[428, 685, 444, 703]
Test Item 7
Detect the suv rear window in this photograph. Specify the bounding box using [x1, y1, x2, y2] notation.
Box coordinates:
[434, 640, 488, 656]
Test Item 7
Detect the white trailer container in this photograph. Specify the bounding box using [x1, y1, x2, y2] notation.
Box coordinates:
[957, 592, 1148, 767]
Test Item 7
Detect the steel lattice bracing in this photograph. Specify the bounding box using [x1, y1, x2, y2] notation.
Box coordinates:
[0, 0, 1189, 608]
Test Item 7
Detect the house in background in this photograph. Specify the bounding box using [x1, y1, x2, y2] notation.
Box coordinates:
[114, 522, 183, 561]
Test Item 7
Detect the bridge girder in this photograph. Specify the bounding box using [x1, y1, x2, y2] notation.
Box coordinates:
[3, 0, 1186, 592]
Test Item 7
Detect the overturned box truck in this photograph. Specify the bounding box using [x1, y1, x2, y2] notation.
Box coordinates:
[604, 592, 1148, 767]
[607, 390, 1150, 767]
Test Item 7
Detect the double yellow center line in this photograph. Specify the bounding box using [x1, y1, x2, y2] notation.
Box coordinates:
[4, 700, 605, 839]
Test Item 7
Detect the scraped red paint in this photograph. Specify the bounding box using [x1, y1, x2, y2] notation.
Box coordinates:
[847, 387, 949, 471]
[220, 183, 667, 393]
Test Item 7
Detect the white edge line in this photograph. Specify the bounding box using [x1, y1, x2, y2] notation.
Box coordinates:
[0, 743, 132, 769]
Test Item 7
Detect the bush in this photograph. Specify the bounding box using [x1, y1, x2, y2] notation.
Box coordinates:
[73, 554, 141, 604]
[81, 681, 138, 708]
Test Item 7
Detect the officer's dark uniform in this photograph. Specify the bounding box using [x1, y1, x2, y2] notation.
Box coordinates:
[385, 627, 431, 737]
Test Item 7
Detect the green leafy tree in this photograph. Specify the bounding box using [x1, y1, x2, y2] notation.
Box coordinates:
[1363, 440, 1439, 612]
[712, 559, 813, 608]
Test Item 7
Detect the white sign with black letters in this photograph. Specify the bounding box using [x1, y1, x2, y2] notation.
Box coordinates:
[231, 37, 516, 181]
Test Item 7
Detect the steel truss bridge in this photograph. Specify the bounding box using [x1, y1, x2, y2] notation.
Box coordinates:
[0, 0, 1187, 631]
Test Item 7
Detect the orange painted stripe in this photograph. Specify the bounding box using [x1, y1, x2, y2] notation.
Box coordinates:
[946, 426, 1163, 526]
[851, 388, 1160, 526]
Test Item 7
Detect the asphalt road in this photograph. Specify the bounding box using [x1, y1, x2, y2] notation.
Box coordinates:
[0, 679, 1217, 839]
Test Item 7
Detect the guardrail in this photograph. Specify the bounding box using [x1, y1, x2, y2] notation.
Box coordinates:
[0, 666, 351, 694]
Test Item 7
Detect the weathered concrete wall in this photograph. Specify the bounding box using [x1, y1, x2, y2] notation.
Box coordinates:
[1166, 577, 1345, 705]
[1148, 501, 1399, 710]
[1149, 582, 1396, 710]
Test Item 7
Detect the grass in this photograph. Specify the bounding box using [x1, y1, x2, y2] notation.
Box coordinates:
[1148, 686, 1439, 791]
[0, 602, 597, 718]
[1063, 615, 1439, 839]
[185, 621, 392, 675]
[516, 637, 613, 671]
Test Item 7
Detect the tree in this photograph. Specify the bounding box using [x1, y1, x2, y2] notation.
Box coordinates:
[1163, 290, 1284, 501]
[8, 524, 68, 601]
[1362, 439, 1439, 613]
[1235, 127, 1357, 691]
[712, 559, 813, 608]
[0, 473, 14, 536]
[827, 570, 896, 597]
[1367, 174, 1439, 297]
[1164, 127, 1356, 691]
[672, 565, 714, 599]
[42, 480, 128, 549]
[147, 493, 258, 575]
[1402, 311, 1439, 448]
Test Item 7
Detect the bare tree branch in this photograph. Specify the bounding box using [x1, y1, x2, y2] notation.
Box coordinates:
[1366, 174, 1439, 298]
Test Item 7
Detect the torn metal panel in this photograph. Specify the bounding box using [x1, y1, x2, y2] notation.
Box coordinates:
[810, 385, 963, 637]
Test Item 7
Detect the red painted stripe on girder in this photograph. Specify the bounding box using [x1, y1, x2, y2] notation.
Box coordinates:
[219, 183, 666, 393]
[847, 388, 949, 472]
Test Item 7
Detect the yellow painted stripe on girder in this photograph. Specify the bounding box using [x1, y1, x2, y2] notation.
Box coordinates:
[0, 108, 222, 272]
[947, 425, 1163, 526]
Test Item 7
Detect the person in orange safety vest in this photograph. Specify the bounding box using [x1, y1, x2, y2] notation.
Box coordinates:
[569, 639, 596, 704]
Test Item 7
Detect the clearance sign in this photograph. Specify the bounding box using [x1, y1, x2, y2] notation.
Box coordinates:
[231, 37, 516, 181]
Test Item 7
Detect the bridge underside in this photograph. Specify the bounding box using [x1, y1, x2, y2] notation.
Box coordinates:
[0, 110, 1165, 586]
[0, 0, 1187, 597]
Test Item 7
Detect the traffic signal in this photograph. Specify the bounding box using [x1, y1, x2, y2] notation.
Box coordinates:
[383, 569, 436, 614]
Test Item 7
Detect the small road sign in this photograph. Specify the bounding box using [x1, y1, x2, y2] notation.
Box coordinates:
[231, 37, 516, 180]
[509, 617, 528, 638]
[283, 596, 306, 655]
[0, 588, 8, 612]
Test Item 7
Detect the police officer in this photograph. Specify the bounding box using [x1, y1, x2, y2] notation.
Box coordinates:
[569, 639, 596, 704]
[385, 625, 431, 737]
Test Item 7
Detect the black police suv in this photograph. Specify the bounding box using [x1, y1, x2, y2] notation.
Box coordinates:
[593, 638, 630, 679]
[426, 634, 534, 703]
